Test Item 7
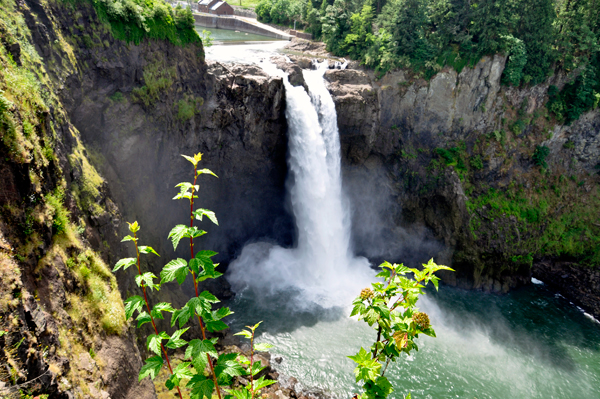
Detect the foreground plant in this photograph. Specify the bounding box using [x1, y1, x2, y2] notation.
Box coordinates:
[349, 259, 453, 399]
[113, 153, 275, 398]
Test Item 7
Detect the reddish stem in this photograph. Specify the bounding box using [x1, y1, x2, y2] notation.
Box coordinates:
[133, 233, 183, 399]
[189, 167, 223, 399]
[249, 330, 255, 399]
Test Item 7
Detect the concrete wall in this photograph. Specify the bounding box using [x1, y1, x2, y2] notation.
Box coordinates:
[290, 30, 312, 40]
[232, 5, 257, 18]
[194, 14, 291, 40]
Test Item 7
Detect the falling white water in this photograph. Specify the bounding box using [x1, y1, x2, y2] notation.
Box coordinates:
[227, 61, 373, 308]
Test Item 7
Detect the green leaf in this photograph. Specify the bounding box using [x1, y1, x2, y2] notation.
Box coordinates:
[182, 154, 198, 166]
[374, 376, 394, 396]
[215, 353, 244, 382]
[196, 259, 222, 282]
[188, 258, 201, 274]
[151, 302, 175, 320]
[198, 291, 219, 304]
[350, 302, 366, 317]
[196, 168, 218, 178]
[167, 328, 189, 349]
[254, 342, 274, 352]
[171, 297, 206, 328]
[214, 307, 233, 320]
[252, 376, 276, 390]
[250, 360, 264, 376]
[185, 338, 218, 360]
[188, 374, 215, 399]
[228, 389, 251, 399]
[171, 307, 192, 328]
[166, 362, 193, 390]
[138, 246, 159, 256]
[193, 209, 219, 225]
[147, 332, 169, 355]
[127, 221, 140, 233]
[236, 354, 250, 365]
[191, 352, 208, 374]
[196, 250, 218, 258]
[192, 296, 212, 315]
[188, 227, 207, 239]
[205, 320, 228, 332]
[139, 355, 163, 381]
[135, 272, 159, 291]
[121, 235, 137, 242]
[124, 296, 145, 320]
[160, 258, 189, 285]
[168, 225, 188, 250]
[348, 347, 382, 383]
[234, 330, 252, 339]
[136, 311, 152, 328]
[113, 257, 136, 272]
[422, 327, 436, 338]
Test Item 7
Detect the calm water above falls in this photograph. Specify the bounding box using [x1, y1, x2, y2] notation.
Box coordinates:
[206, 44, 600, 399]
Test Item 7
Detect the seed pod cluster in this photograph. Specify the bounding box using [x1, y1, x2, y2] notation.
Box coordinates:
[360, 288, 374, 301]
[412, 312, 430, 330]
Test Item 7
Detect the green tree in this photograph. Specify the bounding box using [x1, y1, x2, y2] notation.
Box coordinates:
[321, 0, 352, 54]
[378, 0, 434, 68]
[513, 0, 556, 85]
[342, 1, 376, 59]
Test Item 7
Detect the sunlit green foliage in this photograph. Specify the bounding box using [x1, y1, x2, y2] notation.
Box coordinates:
[92, 0, 201, 46]
[114, 154, 276, 399]
[350, 260, 453, 399]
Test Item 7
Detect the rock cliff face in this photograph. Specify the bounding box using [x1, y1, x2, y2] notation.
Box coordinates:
[310, 51, 599, 315]
[1, 1, 160, 397]
[2, 0, 599, 396]
[1, 0, 292, 396]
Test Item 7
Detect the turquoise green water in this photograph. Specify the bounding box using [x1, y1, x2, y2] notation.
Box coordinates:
[225, 283, 600, 399]
[195, 24, 282, 42]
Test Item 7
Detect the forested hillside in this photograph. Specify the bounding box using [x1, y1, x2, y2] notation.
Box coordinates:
[257, 0, 599, 122]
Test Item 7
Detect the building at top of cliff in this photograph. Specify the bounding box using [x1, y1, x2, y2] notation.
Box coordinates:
[209, 1, 234, 15]
[198, 0, 219, 13]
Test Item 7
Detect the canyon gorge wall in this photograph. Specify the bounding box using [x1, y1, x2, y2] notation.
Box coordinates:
[1, 0, 599, 396]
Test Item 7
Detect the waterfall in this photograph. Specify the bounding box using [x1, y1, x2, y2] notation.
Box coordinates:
[226, 61, 372, 308]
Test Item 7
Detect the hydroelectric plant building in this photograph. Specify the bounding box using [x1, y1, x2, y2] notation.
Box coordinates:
[209, 1, 234, 15]
[197, 0, 219, 13]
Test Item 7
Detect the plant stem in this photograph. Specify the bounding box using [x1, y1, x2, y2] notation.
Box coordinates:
[250, 329, 255, 399]
[372, 325, 383, 359]
[134, 234, 183, 399]
[381, 358, 391, 377]
[189, 166, 223, 399]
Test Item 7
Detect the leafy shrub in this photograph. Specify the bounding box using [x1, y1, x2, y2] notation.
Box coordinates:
[510, 120, 527, 135]
[132, 62, 177, 106]
[532, 145, 550, 169]
[46, 189, 70, 235]
[470, 155, 484, 170]
[501, 35, 527, 86]
[93, 0, 201, 46]
[350, 260, 452, 399]
[176, 96, 204, 121]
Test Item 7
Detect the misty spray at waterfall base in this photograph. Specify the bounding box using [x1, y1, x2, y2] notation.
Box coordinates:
[226, 63, 374, 310]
